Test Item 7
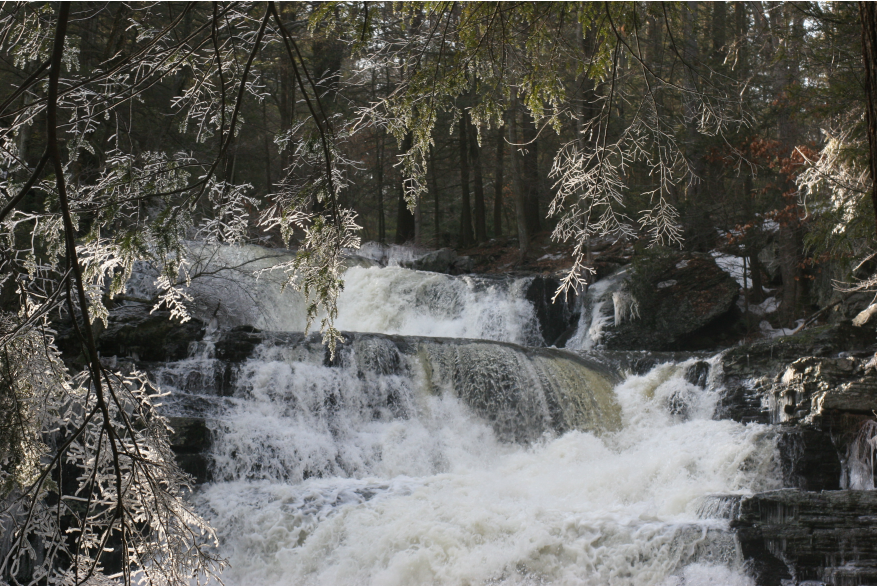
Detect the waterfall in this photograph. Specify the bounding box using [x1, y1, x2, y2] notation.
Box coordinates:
[335, 268, 542, 345]
[565, 268, 629, 350]
[131, 242, 544, 345]
[151, 334, 779, 585]
[134, 244, 786, 585]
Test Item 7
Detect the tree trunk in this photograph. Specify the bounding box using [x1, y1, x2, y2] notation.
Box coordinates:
[711, 2, 727, 58]
[520, 108, 541, 235]
[748, 253, 766, 304]
[493, 121, 504, 238]
[414, 188, 422, 245]
[430, 145, 441, 244]
[469, 115, 487, 243]
[262, 99, 271, 189]
[377, 129, 386, 244]
[458, 116, 474, 247]
[774, 5, 805, 325]
[509, 94, 530, 257]
[279, 55, 296, 171]
[860, 1, 877, 239]
[395, 132, 416, 244]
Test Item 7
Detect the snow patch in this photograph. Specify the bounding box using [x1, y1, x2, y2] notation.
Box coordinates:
[711, 251, 747, 288]
[759, 319, 805, 339]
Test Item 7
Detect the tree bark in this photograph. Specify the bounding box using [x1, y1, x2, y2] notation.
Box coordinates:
[860, 1, 877, 239]
[430, 145, 441, 244]
[493, 121, 504, 238]
[458, 116, 474, 247]
[377, 129, 385, 243]
[469, 115, 487, 243]
[395, 132, 416, 243]
[509, 94, 530, 257]
[520, 108, 541, 235]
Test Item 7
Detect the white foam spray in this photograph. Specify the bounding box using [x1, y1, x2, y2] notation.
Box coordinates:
[566, 268, 629, 350]
[190, 349, 779, 585]
[129, 243, 542, 344]
[335, 266, 541, 345]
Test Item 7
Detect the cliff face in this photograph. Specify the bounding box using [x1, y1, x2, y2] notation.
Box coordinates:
[715, 324, 877, 584]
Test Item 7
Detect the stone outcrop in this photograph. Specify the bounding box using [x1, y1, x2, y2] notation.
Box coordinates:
[711, 323, 877, 584]
[733, 489, 877, 585]
[167, 416, 211, 484]
[524, 275, 580, 347]
[55, 301, 206, 363]
[400, 248, 473, 275]
[97, 302, 206, 361]
[773, 355, 877, 426]
[603, 253, 740, 351]
[717, 323, 877, 424]
[777, 427, 842, 491]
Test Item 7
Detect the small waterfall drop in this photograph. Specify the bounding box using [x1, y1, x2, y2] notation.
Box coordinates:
[335, 268, 542, 345]
[153, 335, 780, 585]
[132, 242, 544, 345]
[566, 268, 629, 350]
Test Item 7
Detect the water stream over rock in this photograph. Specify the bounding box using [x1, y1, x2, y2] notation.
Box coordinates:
[113, 243, 877, 584]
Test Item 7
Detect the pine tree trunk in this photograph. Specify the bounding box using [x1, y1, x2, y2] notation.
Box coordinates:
[493, 121, 504, 238]
[469, 115, 487, 243]
[395, 132, 416, 243]
[860, 1, 877, 239]
[430, 145, 441, 244]
[520, 108, 541, 236]
[509, 95, 530, 257]
[458, 116, 474, 247]
[377, 129, 385, 244]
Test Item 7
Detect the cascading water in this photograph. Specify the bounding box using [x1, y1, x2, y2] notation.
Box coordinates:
[565, 268, 629, 351]
[152, 343, 780, 584]
[139, 243, 786, 585]
[133, 243, 544, 344]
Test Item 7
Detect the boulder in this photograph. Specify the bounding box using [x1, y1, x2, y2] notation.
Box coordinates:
[167, 416, 211, 484]
[524, 275, 580, 347]
[97, 302, 205, 362]
[399, 248, 474, 275]
[604, 252, 740, 351]
[732, 489, 877, 585]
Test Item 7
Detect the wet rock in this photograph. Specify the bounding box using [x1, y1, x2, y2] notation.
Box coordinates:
[97, 302, 205, 362]
[769, 355, 877, 427]
[397, 248, 474, 275]
[717, 323, 877, 425]
[604, 252, 740, 351]
[167, 416, 211, 453]
[450, 255, 473, 275]
[525, 275, 579, 347]
[167, 416, 211, 484]
[684, 360, 710, 387]
[214, 325, 265, 362]
[399, 248, 457, 274]
[777, 426, 842, 491]
[733, 489, 877, 585]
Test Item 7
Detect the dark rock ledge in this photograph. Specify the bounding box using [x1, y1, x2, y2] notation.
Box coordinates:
[732, 489, 877, 586]
[166, 416, 211, 484]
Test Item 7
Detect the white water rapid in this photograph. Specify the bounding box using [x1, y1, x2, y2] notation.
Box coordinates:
[142, 243, 784, 585]
[132, 243, 542, 344]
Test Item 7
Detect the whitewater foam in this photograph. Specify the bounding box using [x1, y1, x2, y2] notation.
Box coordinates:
[192, 352, 778, 585]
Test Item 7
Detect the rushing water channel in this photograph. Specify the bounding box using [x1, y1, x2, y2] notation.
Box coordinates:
[144, 245, 783, 585]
